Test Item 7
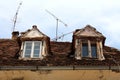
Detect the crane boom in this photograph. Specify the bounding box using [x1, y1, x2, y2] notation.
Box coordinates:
[13, 1, 22, 31]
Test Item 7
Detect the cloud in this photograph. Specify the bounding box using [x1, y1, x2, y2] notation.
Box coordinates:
[0, 0, 120, 49]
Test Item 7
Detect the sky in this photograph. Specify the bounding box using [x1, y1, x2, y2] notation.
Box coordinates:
[0, 0, 120, 49]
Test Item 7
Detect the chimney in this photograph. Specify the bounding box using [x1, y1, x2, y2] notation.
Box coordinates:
[32, 25, 37, 29]
[12, 31, 19, 40]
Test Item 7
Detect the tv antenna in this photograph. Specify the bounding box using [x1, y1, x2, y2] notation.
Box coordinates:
[12, 1, 22, 32]
[52, 31, 73, 41]
[46, 10, 67, 41]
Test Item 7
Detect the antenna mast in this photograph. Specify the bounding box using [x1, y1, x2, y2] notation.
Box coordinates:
[46, 10, 67, 41]
[52, 31, 73, 41]
[13, 1, 22, 31]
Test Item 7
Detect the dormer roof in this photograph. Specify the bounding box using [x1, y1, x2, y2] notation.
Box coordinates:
[20, 25, 49, 41]
[21, 25, 47, 38]
[74, 25, 105, 39]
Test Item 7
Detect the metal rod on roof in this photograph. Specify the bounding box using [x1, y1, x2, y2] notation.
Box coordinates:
[56, 19, 59, 41]
[52, 31, 73, 41]
[45, 10, 67, 42]
[0, 66, 114, 70]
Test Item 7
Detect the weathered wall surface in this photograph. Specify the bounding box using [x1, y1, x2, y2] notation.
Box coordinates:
[0, 70, 120, 80]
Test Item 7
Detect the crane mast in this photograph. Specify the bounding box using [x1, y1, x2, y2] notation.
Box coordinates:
[46, 10, 67, 41]
[13, 1, 22, 31]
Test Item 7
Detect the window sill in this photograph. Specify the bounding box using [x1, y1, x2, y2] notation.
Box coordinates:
[19, 57, 43, 60]
[81, 57, 98, 60]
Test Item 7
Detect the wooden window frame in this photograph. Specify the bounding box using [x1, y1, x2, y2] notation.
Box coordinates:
[81, 40, 97, 58]
[82, 42, 89, 57]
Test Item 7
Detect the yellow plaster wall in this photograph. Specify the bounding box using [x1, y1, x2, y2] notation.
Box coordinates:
[0, 70, 120, 80]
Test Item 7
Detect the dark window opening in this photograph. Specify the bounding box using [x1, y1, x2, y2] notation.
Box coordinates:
[82, 43, 88, 57]
[91, 44, 97, 58]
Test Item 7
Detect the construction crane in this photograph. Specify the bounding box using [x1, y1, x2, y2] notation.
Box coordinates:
[46, 10, 67, 41]
[52, 31, 74, 41]
[12, 1, 22, 31]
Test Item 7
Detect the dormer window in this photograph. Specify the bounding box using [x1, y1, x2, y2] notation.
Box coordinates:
[19, 25, 50, 60]
[73, 25, 106, 60]
[23, 41, 42, 58]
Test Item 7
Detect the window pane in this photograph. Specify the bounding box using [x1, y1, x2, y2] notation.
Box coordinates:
[91, 44, 97, 58]
[34, 42, 40, 49]
[24, 50, 31, 57]
[33, 42, 41, 57]
[82, 43, 88, 57]
[26, 43, 32, 49]
[24, 42, 32, 58]
[33, 50, 40, 57]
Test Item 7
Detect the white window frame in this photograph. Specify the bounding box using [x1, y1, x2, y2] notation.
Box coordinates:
[22, 41, 42, 58]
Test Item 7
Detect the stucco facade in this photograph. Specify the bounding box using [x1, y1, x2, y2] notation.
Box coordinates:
[0, 70, 120, 80]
